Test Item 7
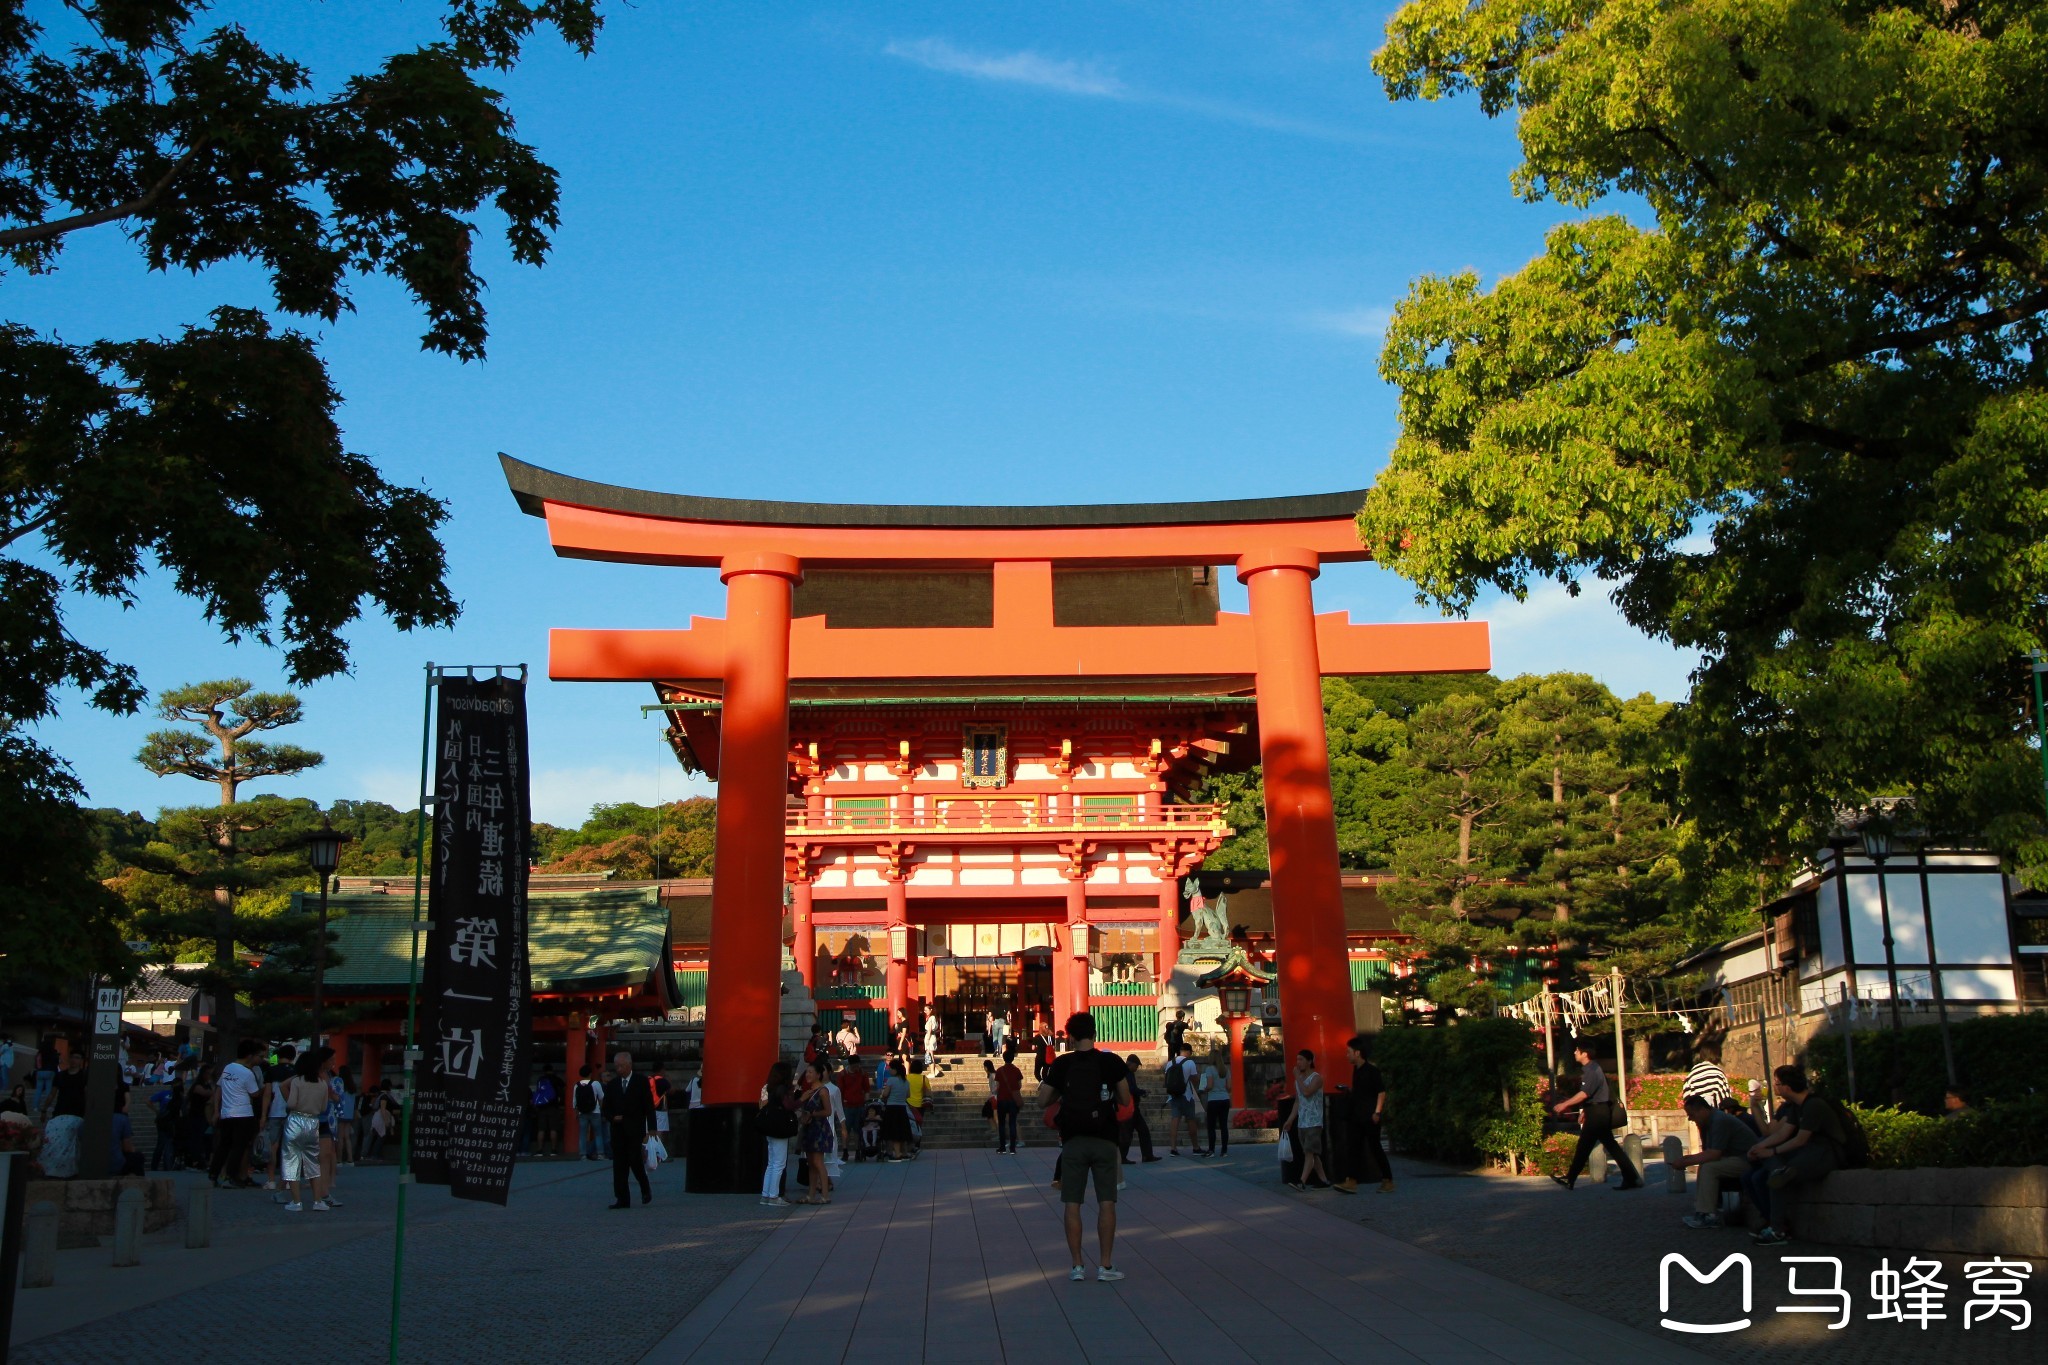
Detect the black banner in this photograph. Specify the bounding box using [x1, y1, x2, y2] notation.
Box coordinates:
[413, 674, 532, 1204]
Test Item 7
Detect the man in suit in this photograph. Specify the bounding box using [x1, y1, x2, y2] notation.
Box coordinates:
[602, 1050, 655, 1209]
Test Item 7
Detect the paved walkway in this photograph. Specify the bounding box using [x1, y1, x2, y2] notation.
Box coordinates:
[644, 1148, 1714, 1364]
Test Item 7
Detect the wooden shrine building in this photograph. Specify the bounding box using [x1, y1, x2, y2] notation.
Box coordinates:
[501, 454, 1488, 1190]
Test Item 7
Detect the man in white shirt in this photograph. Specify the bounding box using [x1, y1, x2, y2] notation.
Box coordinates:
[209, 1037, 265, 1188]
[834, 1021, 861, 1059]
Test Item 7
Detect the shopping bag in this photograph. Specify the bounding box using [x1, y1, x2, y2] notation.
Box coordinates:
[644, 1141, 666, 1176]
[1277, 1132, 1294, 1163]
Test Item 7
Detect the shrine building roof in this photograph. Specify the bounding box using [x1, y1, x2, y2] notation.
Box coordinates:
[306, 887, 681, 1006]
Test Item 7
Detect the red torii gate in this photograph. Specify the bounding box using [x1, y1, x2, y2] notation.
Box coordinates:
[503, 455, 1488, 1189]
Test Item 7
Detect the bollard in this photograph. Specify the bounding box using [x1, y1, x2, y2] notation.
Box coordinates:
[112, 1187, 143, 1268]
[186, 1182, 212, 1249]
[1662, 1135, 1688, 1194]
[21, 1201, 57, 1288]
[1588, 1144, 1608, 1184]
[1622, 1131, 1644, 1183]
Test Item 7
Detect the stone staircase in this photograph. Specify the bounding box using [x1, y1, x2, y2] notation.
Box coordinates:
[911, 1049, 1186, 1150]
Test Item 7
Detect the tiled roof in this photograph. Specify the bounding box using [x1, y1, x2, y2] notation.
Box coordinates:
[125, 965, 201, 1005]
[304, 887, 679, 1005]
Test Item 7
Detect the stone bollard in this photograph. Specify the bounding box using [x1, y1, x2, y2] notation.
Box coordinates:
[112, 1187, 143, 1268]
[1588, 1144, 1608, 1184]
[1622, 1131, 1644, 1182]
[1662, 1135, 1688, 1194]
[186, 1182, 212, 1249]
[21, 1200, 57, 1288]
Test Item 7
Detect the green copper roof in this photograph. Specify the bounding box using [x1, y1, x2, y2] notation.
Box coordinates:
[303, 887, 680, 1006]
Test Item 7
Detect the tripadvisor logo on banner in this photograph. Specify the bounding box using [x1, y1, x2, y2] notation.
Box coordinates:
[412, 673, 533, 1205]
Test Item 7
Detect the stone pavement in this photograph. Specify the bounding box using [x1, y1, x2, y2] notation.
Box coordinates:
[1199, 1143, 2046, 1365]
[8, 1158, 782, 1365]
[645, 1147, 1717, 1364]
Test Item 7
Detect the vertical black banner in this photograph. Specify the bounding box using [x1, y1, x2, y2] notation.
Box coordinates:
[413, 674, 532, 1204]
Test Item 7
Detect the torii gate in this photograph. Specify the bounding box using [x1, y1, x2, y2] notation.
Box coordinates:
[503, 455, 1488, 1189]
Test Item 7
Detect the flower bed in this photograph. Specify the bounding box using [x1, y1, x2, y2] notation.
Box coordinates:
[1626, 1073, 1687, 1111]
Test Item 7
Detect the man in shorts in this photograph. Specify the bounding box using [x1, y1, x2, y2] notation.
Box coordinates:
[1039, 1011, 1134, 1283]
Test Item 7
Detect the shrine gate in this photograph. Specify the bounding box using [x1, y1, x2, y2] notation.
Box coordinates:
[503, 455, 1488, 1190]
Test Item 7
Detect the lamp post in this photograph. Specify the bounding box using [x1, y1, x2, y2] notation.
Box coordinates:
[1217, 980, 1254, 1110]
[303, 825, 353, 1043]
[1859, 823, 1906, 1036]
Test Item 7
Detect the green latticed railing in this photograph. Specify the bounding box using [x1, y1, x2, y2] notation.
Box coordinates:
[818, 983, 884, 1000]
[1349, 958, 1391, 991]
[679, 969, 707, 1009]
[818, 1007, 891, 1044]
[1093, 980, 1153, 996]
[1090, 1002, 1160, 1043]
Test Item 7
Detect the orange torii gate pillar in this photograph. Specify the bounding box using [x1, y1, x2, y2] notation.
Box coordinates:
[501, 455, 1488, 1194]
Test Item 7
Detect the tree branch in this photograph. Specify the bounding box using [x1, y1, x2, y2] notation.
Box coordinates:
[0, 507, 58, 551]
[0, 144, 202, 251]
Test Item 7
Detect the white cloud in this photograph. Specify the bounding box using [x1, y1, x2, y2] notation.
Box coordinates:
[1479, 582, 1698, 700]
[884, 37, 1366, 143]
[1309, 305, 1394, 338]
[884, 37, 1126, 98]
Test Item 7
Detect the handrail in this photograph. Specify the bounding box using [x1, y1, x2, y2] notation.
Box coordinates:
[784, 802, 1227, 836]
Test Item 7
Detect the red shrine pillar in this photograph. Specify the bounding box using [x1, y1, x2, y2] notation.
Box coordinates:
[884, 875, 911, 1024]
[1059, 873, 1088, 1025]
[563, 1022, 586, 1155]
[1238, 547, 1354, 1077]
[1155, 873, 1181, 986]
[791, 876, 817, 990]
[700, 553, 800, 1106]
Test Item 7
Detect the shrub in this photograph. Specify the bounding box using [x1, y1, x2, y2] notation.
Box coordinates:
[1804, 1013, 2048, 1113]
[1375, 1018, 1546, 1167]
[1849, 1095, 2048, 1169]
[1627, 1074, 1687, 1111]
[1533, 1132, 1576, 1179]
[1232, 1108, 1278, 1129]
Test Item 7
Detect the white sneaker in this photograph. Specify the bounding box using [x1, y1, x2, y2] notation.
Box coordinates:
[760, 1196, 789, 1207]
[1117, 1179, 1127, 1191]
[282, 1202, 303, 1213]
[312, 1200, 332, 1211]
[264, 1180, 278, 1191]
[1097, 1267, 1125, 1282]
[1069, 1266, 1086, 1282]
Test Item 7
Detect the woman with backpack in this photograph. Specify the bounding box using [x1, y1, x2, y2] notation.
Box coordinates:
[1117, 1054, 1158, 1164]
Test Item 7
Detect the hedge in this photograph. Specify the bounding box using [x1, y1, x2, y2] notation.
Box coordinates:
[1374, 1018, 1546, 1168]
[1803, 1013, 2048, 1113]
[1849, 1095, 2048, 1170]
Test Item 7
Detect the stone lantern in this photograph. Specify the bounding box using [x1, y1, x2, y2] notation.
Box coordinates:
[1196, 947, 1276, 1110]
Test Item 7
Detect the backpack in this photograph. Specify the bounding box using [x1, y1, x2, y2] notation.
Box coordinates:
[574, 1080, 598, 1114]
[759, 1092, 799, 1138]
[1163, 1059, 1188, 1098]
[1055, 1051, 1123, 1141]
[533, 1076, 557, 1108]
[1828, 1097, 1871, 1169]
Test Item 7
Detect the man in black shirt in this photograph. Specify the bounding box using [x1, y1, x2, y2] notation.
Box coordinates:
[1039, 1012, 1134, 1283]
[1335, 1034, 1393, 1194]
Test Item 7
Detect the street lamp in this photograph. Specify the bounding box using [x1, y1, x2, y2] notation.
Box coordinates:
[303, 825, 352, 1043]
[1858, 822, 1905, 1037]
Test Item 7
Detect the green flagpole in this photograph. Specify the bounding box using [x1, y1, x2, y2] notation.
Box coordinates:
[390, 662, 437, 1365]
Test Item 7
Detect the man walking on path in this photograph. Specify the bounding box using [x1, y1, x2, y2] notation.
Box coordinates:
[1335, 1034, 1393, 1194]
[1163, 1042, 1202, 1155]
[1742, 1065, 1846, 1246]
[573, 1065, 605, 1159]
[1671, 1094, 1755, 1229]
[602, 1050, 655, 1209]
[1040, 1011, 1134, 1282]
[993, 1052, 1024, 1154]
[1552, 1042, 1642, 1190]
[209, 1037, 264, 1188]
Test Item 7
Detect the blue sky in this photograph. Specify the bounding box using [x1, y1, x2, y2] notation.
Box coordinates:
[22, 2, 1694, 827]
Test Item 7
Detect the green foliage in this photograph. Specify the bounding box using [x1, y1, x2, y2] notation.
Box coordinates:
[1374, 1018, 1548, 1166]
[1803, 1013, 2048, 1112]
[536, 797, 717, 878]
[1849, 1097, 2048, 1170]
[0, 735, 132, 1004]
[2, 1, 601, 947]
[1363, 0, 2048, 874]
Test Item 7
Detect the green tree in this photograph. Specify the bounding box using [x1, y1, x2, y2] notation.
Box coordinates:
[1, 0, 602, 951]
[1359, 0, 2048, 873]
[132, 680, 322, 1054]
[0, 735, 131, 1006]
[537, 797, 718, 878]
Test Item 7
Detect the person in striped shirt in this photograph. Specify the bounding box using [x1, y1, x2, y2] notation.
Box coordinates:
[1683, 1049, 1733, 1108]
